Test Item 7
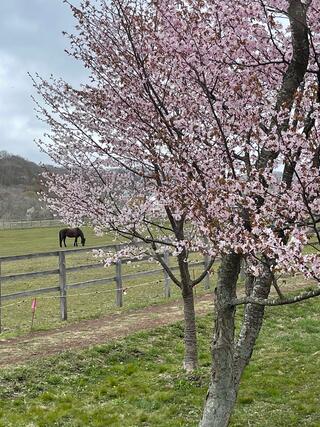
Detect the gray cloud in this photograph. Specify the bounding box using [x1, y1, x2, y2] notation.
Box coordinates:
[0, 0, 85, 164]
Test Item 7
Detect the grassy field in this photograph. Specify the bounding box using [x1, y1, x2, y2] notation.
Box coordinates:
[0, 297, 319, 426]
[0, 227, 213, 338]
[1, 227, 319, 426]
[0, 226, 115, 256]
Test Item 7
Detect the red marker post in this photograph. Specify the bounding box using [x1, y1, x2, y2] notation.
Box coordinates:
[31, 298, 37, 330]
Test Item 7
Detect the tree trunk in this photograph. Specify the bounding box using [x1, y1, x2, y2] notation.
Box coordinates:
[175, 244, 199, 372]
[200, 253, 241, 427]
[234, 265, 273, 386]
[182, 285, 198, 372]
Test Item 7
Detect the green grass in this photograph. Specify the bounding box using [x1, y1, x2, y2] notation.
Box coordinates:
[0, 297, 319, 426]
[0, 226, 118, 257]
[0, 227, 214, 338]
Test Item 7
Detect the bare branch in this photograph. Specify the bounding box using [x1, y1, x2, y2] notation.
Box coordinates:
[191, 257, 215, 287]
[231, 286, 320, 307]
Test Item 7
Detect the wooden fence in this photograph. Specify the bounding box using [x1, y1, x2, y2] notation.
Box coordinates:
[0, 219, 63, 229]
[0, 243, 210, 332]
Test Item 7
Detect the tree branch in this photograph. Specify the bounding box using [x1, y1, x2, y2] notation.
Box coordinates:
[191, 257, 215, 287]
[231, 286, 320, 307]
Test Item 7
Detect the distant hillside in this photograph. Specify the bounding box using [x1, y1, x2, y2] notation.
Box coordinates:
[0, 151, 59, 221]
[0, 151, 42, 187]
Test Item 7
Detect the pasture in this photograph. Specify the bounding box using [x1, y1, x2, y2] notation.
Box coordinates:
[0, 298, 319, 426]
[0, 227, 319, 426]
[0, 227, 213, 338]
[0, 226, 113, 256]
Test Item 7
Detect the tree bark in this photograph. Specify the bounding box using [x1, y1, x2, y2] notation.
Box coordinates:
[180, 255, 198, 371]
[182, 285, 198, 372]
[200, 253, 241, 427]
[234, 265, 273, 386]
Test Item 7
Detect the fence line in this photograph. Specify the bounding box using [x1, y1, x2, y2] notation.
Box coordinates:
[0, 219, 64, 230]
[0, 279, 164, 311]
[0, 243, 211, 333]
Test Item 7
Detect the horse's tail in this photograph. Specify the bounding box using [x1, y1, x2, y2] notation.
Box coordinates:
[59, 230, 63, 247]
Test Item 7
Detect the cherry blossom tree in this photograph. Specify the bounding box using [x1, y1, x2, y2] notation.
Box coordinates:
[34, 0, 320, 425]
[33, 0, 218, 372]
[148, 1, 320, 425]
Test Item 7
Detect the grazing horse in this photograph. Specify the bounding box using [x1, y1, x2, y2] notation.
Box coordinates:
[59, 227, 86, 247]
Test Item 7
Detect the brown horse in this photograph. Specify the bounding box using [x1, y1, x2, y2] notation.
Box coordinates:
[59, 228, 86, 247]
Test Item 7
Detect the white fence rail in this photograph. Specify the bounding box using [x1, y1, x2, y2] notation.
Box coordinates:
[0, 219, 64, 229]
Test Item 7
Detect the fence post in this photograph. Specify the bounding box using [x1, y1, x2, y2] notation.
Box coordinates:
[59, 251, 67, 320]
[115, 247, 123, 307]
[204, 254, 211, 289]
[0, 261, 2, 333]
[163, 249, 171, 298]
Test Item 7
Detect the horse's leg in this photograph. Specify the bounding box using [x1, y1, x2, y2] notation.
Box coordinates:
[64, 237, 67, 247]
[74, 237, 78, 247]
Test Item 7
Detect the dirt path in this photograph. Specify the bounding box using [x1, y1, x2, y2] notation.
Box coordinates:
[0, 294, 214, 368]
[0, 279, 307, 368]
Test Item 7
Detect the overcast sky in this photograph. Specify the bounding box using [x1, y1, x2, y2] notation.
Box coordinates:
[0, 0, 85, 164]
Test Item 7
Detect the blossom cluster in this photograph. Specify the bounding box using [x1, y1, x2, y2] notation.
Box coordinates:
[35, 0, 320, 280]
